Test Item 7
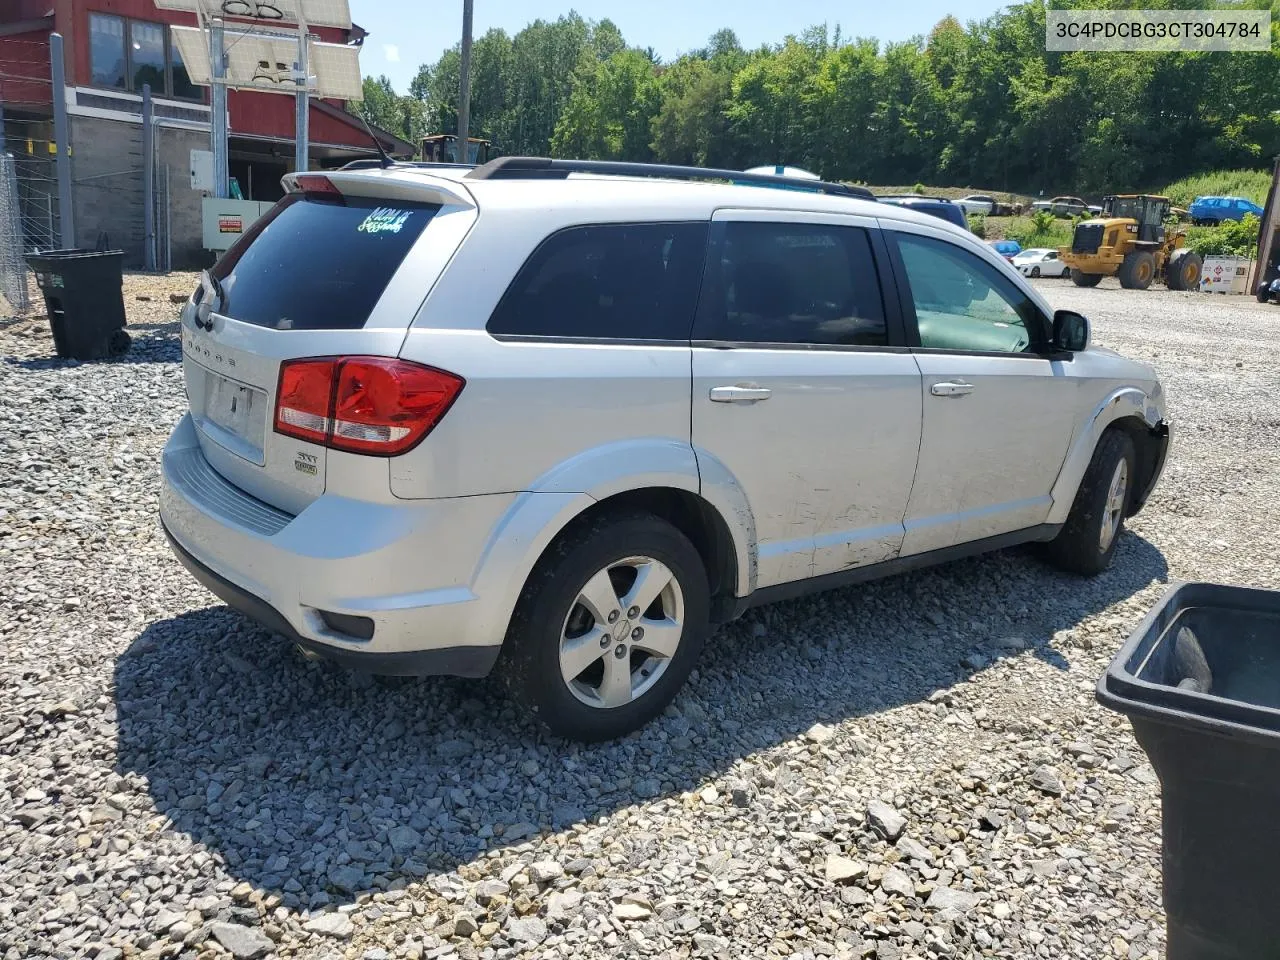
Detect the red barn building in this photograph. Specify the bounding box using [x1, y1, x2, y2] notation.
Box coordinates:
[0, 1, 411, 267]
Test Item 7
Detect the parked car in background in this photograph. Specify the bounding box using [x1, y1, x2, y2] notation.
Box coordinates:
[955, 194, 996, 215]
[159, 157, 1170, 741]
[878, 195, 969, 230]
[1030, 196, 1092, 218]
[1013, 248, 1070, 278]
[1189, 196, 1264, 226]
[990, 239, 1022, 261]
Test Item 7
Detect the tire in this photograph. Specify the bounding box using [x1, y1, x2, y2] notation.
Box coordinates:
[1118, 250, 1155, 290]
[1165, 248, 1202, 291]
[499, 511, 710, 742]
[107, 329, 132, 356]
[1030, 266, 1040, 278]
[1258, 283, 1272, 304]
[1044, 429, 1136, 576]
[1071, 269, 1103, 287]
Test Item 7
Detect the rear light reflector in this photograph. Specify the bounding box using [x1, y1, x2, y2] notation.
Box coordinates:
[273, 357, 464, 456]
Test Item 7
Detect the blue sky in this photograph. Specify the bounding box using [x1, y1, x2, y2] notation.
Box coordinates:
[352, 0, 1008, 93]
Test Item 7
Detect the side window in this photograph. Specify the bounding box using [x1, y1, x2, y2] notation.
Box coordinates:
[698, 221, 887, 346]
[487, 222, 707, 340]
[894, 232, 1045, 354]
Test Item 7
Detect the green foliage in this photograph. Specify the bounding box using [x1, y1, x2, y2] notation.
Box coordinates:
[1183, 214, 1260, 258]
[1029, 210, 1056, 233]
[912, 182, 926, 195]
[391, 7, 1280, 189]
[967, 214, 987, 239]
[358, 76, 426, 145]
[1001, 214, 1072, 249]
[1162, 170, 1272, 209]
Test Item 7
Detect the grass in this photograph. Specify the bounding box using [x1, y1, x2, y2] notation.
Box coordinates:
[1161, 169, 1272, 208]
[983, 215, 1074, 249]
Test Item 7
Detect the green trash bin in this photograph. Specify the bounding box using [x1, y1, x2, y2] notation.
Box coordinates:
[26, 249, 131, 361]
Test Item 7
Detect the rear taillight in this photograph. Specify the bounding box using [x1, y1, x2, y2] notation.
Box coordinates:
[273, 357, 464, 456]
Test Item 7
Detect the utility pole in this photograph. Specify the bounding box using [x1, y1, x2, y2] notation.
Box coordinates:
[457, 0, 473, 163]
[142, 84, 155, 271]
[210, 18, 229, 198]
[49, 33, 74, 247]
[294, 24, 310, 173]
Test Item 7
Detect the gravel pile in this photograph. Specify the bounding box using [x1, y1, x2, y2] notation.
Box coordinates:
[2, 274, 1278, 960]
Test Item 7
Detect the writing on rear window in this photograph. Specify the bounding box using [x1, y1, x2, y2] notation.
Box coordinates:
[358, 207, 414, 235]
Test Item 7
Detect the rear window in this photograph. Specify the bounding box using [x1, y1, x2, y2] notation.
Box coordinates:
[211, 195, 439, 330]
[487, 222, 708, 340]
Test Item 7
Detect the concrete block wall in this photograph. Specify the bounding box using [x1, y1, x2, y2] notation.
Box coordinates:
[69, 114, 144, 264]
[69, 114, 209, 270]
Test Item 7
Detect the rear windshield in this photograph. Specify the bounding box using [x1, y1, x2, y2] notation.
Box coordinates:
[211, 194, 439, 330]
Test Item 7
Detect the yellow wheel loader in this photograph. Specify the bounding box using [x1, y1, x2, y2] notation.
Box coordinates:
[1059, 194, 1202, 291]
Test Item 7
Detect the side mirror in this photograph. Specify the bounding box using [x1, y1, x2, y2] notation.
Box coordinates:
[1053, 309, 1090, 353]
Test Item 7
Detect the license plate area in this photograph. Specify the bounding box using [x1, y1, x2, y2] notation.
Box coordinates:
[199, 370, 267, 465]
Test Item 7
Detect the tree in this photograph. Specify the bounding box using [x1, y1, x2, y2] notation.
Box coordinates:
[389, 2, 1280, 190]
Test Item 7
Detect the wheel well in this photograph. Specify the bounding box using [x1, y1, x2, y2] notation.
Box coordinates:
[548, 488, 740, 620]
[1106, 416, 1160, 516]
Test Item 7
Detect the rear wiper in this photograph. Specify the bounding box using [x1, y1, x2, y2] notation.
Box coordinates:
[195, 270, 224, 330]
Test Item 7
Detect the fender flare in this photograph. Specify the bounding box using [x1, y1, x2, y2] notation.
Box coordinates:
[462, 439, 757, 649]
[1047, 386, 1161, 526]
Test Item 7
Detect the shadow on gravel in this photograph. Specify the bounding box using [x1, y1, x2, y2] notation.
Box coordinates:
[114, 531, 1167, 911]
[3, 330, 180, 368]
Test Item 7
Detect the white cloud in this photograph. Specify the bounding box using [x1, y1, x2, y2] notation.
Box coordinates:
[383, 44, 400, 62]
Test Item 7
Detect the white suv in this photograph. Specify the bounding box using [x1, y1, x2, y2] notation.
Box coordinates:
[160, 158, 1170, 741]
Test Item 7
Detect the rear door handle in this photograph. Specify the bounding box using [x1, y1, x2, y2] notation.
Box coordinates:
[930, 380, 975, 397]
[710, 384, 772, 403]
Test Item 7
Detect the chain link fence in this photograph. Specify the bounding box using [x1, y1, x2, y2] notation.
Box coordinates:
[0, 152, 30, 314]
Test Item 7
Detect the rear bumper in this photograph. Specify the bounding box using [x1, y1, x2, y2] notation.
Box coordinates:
[163, 523, 499, 676]
[159, 414, 512, 675]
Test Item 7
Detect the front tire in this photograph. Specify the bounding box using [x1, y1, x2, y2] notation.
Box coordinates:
[1044, 429, 1136, 576]
[500, 512, 710, 742]
[1030, 266, 1041, 278]
[1071, 269, 1103, 287]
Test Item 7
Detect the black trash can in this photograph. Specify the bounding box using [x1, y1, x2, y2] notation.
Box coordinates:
[25, 249, 130, 361]
[1098, 581, 1280, 960]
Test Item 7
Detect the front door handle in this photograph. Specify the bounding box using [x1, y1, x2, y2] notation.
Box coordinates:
[710, 384, 772, 403]
[930, 380, 975, 397]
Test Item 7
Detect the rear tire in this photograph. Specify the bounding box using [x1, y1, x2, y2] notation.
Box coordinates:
[1044, 429, 1136, 576]
[1071, 269, 1103, 287]
[1165, 248, 1202, 291]
[1118, 251, 1155, 290]
[108, 329, 132, 356]
[499, 511, 710, 742]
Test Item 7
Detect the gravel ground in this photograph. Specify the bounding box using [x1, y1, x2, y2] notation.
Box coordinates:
[2, 273, 1278, 960]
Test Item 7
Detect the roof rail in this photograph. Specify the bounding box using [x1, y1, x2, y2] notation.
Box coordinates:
[465, 156, 874, 199]
[340, 159, 476, 171]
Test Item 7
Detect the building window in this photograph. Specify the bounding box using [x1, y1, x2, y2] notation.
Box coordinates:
[88, 12, 203, 102]
[89, 13, 127, 89]
[130, 20, 167, 93]
[171, 36, 201, 100]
